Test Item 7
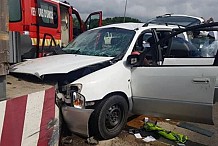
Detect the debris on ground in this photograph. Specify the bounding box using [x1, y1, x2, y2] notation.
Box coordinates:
[144, 120, 188, 144]
[62, 107, 218, 146]
[142, 136, 156, 142]
[86, 137, 99, 145]
[127, 117, 188, 145]
[61, 136, 73, 144]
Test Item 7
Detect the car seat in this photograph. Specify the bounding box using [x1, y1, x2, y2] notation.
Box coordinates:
[169, 37, 199, 58]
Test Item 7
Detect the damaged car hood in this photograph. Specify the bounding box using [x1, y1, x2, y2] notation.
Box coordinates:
[10, 54, 112, 78]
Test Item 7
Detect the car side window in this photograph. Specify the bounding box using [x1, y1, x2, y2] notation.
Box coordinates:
[133, 32, 152, 52]
[168, 37, 200, 58]
[132, 32, 157, 66]
[189, 31, 218, 57]
[72, 14, 82, 38]
[132, 30, 173, 66]
[167, 31, 218, 58]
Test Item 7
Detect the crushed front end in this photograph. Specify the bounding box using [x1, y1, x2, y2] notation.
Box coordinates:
[56, 83, 95, 137]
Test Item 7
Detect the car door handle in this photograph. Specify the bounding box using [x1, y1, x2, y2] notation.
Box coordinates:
[192, 78, 210, 84]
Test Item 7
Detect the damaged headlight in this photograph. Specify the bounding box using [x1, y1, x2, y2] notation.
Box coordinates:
[62, 83, 85, 109]
[72, 92, 85, 109]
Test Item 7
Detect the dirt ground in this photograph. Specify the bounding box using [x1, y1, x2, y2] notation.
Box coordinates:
[62, 103, 218, 146]
[6, 75, 52, 98]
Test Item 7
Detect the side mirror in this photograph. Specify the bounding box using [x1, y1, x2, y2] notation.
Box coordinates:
[127, 54, 140, 66]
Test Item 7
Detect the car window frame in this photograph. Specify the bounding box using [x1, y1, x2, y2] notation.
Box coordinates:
[155, 22, 218, 66]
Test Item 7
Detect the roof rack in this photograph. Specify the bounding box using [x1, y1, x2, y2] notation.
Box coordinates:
[142, 21, 183, 29]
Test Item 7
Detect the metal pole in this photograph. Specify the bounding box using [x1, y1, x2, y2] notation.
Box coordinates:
[123, 0, 127, 23]
[0, 0, 9, 100]
[36, 0, 40, 58]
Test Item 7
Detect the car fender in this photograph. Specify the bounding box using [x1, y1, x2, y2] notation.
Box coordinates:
[72, 61, 132, 105]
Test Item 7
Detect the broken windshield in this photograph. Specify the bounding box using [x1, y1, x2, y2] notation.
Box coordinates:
[63, 28, 135, 57]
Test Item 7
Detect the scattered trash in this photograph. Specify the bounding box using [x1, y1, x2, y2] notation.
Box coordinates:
[134, 133, 142, 139]
[177, 122, 214, 137]
[144, 120, 188, 144]
[165, 119, 171, 121]
[61, 136, 73, 144]
[86, 136, 99, 145]
[128, 117, 189, 144]
[177, 143, 186, 146]
[144, 117, 149, 123]
[128, 127, 160, 139]
[142, 136, 156, 142]
[128, 128, 141, 134]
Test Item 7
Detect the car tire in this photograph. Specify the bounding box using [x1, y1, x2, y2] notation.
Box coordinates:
[91, 95, 128, 140]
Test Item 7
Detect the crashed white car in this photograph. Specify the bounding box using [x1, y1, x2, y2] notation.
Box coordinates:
[11, 22, 218, 139]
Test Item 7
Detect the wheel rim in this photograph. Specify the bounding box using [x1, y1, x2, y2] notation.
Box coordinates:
[105, 104, 123, 130]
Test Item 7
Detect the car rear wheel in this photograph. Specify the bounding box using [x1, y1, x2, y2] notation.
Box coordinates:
[91, 95, 128, 139]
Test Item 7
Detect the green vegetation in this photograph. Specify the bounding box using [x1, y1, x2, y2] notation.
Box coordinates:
[102, 17, 142, 26]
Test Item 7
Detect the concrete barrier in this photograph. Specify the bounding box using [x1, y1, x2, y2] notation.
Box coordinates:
[0, 87, 59, 146]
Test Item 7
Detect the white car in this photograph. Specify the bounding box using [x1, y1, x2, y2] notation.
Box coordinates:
[11, 22, 218, 140]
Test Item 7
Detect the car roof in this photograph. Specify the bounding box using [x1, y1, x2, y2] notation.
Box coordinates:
[99, 23, 144, 30]
[96, 22, 179, 31]
[165, 14, 205, 22]
[147, 14, 205, 27]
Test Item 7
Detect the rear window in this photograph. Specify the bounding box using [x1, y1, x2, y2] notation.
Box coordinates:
[9, 0, 22, 22]
[149, 16, 201, 27]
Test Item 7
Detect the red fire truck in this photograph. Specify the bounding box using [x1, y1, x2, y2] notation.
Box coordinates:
[8, 0, 102, 63]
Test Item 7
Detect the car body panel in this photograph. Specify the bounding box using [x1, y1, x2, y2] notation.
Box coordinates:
[71, 61, 132, 102]
[163, 57, 218, 85]
[163, 58, 215, 65]
[131, 66, 217, 123]
[61, 105, 94, 137]
[10, 54, 112, 78]
[132, 96, 213, 124]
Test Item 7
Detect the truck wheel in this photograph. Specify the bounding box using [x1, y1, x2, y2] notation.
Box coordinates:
[92, 95, 128, 139]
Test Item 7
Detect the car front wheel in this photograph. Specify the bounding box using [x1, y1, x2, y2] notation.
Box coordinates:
[91, 95, 128, 139]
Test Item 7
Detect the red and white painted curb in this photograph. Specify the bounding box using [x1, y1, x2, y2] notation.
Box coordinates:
[0, 87, 59, 146]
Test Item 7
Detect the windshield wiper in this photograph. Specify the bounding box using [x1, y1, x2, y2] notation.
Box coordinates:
[73, 49, 81, 54]
[63, 48, 81, 54]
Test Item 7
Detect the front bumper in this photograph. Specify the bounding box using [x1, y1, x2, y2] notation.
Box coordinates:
[61, 104, 94, 137]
